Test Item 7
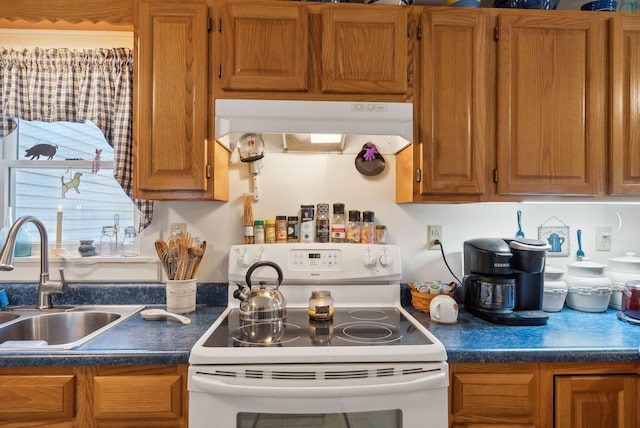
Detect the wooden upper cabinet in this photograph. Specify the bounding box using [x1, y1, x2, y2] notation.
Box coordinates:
[496, 13, 607, 196]
[609, 16, 640, 195]
[218, 2, 309, 92]
[321, 7, 408, 95]
[134, 0, 211, 199]
[417, 9, 488, 197]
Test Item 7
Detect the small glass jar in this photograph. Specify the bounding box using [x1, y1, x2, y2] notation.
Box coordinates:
[346, 210, 361, 243]
[375, 225, 387, 244]
[360, 211, 375, 244]
[99, 226, 116, 256]
[122, 226, 139, 257]
[308, 290, 334, 320]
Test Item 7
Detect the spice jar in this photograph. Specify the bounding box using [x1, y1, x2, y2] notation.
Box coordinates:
[330, 203, 346, 243]
[360, 211, 375, 244]
[253, 220, 265, 244]
[300, 205, 315, 243]
[287, 216, 299, 242]
[346, 210, 361, 243]
[265, 218, 276, 243]
[309, 290, 334, 320]
[375, 225, 387, 244]
[316, 203, 330, 243]
[276, 216, 288, 243]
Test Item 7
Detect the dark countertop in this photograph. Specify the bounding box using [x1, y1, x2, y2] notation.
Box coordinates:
[1, 283, 639, 366]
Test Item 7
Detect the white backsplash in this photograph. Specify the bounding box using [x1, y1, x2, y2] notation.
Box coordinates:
[145, 151, 640, 284]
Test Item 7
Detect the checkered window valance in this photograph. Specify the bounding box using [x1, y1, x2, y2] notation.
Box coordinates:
[0, 47, 153, 229]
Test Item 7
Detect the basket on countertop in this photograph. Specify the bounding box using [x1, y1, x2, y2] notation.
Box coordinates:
[408, 281, 456, 313]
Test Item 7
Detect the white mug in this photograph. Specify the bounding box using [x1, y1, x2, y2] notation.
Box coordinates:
[430, 295, 458, 324]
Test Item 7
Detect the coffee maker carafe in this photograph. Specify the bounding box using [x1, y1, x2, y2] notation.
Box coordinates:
[463, 237, 551, 326]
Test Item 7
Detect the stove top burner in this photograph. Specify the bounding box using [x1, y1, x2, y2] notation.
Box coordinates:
[203, 307, 433, 348]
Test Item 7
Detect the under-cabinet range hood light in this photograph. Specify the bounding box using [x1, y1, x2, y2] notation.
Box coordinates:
[214, 99, 413, 155]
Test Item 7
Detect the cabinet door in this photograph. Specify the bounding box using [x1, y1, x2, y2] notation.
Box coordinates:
[450, 363, 541, 427]
[555, 374, 637, 428]
[496, 14, 607, 196]
[219, 2, 309, 92]
[135, 0, 210, 199]
[609, 17, 640, 195]
[418, 9, 488, 197]
[321, 7, 408, 94]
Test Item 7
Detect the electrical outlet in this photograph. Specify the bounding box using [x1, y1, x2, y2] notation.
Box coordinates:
[427, 225, 443, 250]
[595, 226, 611, 251]
[170, 223, 187, 239]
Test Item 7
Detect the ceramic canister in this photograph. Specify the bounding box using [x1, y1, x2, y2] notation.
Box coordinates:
[543, 265, 567, 312]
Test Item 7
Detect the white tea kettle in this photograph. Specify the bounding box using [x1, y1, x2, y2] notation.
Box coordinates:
[233, 261, 285, 322]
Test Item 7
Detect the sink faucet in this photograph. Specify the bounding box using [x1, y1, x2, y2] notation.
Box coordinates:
[0, 215, 67, 309]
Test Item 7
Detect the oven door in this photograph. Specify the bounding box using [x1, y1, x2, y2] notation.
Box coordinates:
[188, 361, 448, 428]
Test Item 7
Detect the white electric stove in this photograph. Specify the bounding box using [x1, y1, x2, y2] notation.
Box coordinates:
[189, 244, 448, 428]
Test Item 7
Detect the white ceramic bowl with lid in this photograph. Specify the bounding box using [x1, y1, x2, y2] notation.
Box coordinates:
[564, 260, 611, 312]
[543, 265, 567, 312]
[606, 253, 640, 310]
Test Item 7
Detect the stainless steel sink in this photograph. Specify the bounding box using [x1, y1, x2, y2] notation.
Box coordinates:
[0, 312, 19, 324]
[0, 305, 145, 350]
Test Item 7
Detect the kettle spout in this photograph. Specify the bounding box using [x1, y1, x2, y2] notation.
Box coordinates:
[233, 284, 249, 302]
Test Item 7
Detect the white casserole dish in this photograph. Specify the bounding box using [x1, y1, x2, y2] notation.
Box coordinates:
[566, 286, 612, 312]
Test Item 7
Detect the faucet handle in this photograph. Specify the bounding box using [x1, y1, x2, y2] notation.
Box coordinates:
[58, 267, 68, 293]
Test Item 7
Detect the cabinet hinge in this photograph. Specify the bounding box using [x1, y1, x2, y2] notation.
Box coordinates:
[494, 26, 499, 41]
[417, 24, 422, 41]
[206, 164, 212, 179]
[207, 16, 212, 32]
[493, 168, 499, 183]
[416, 168, 422, 183]
[218, 17, 222, 33]
[217, 63, 222, 78]
[407, 23, 411, 39]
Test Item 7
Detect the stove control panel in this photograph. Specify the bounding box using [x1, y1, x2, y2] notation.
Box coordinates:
[229, 244, 401, 284]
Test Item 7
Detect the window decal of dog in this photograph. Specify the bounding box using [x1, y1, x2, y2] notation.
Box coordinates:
[62, 172, 83, 198]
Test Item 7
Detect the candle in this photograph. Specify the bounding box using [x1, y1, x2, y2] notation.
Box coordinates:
[56, 205, 62, 249]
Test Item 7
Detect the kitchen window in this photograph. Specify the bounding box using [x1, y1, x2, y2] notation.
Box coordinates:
[0, 118, 136, 246]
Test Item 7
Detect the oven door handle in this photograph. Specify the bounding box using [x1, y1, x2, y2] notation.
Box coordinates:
[190, 370, 447, 398]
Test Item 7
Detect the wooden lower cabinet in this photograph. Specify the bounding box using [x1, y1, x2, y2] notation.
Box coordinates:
[0, 365, 188, 428]
[450, 362, 640, 428]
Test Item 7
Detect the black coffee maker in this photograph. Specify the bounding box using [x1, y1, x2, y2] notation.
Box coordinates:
[463, 237, 551, 326]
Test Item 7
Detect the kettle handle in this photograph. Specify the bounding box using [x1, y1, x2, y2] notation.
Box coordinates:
[246, 261, 284, 289]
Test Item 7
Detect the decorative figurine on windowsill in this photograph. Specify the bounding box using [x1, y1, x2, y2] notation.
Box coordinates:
[92, 149, 102, 174]
[61, 172, 82, 197]
[25, 143, 58, 160]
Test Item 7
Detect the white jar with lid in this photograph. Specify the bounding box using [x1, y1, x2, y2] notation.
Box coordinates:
[543, 265, 567, 312]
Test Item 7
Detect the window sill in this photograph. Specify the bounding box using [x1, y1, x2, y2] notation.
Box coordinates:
[2, 256, 161, 282]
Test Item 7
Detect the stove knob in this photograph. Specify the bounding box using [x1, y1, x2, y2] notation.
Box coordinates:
[362, 249, 377, 267]
[379, 252, 393, 267]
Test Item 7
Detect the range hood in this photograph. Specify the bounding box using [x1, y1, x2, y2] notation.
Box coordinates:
[214, 99, 413, 155]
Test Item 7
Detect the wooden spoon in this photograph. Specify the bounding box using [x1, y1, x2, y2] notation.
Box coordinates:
[187, 246, 205, 279]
